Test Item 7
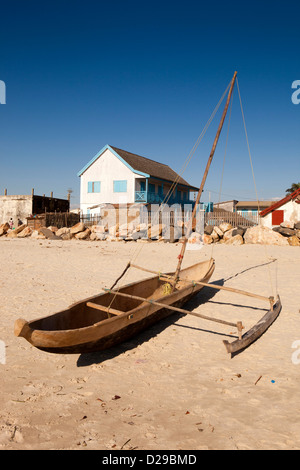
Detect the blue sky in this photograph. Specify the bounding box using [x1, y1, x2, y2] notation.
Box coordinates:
[0, 0, 299, 207]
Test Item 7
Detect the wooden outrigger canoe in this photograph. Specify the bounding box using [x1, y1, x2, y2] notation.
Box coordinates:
[14, 259, 215, 354]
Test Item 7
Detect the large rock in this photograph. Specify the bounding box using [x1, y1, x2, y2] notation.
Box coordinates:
[6, 224, 26, 237]
[280, 221, 294, 229]
[224, 234, 244, 245]
[203, 234, 213, 244]
[211, 229, 220, 242]
[75, 228, 91, 239]
[278, 227, 295, 237]
[213, 226, 224, 237]
[17, 227, 32, 238]
[39, 228, 62, 240]
[56, 227, 70, 237]
[219, 222, 233, 233]
[223, 228, 236, 241]
[0, 223, 10, 236]
[204, 224, 214, 235]
[232, 227, 246, 237]
[288, 235, 300, 246]
[91, 225, 106, 233]
[148, 224, 165, 239]
[244, 226, 289, 245]
[70, 222, 86, 234]
[295, 222, 300, 230]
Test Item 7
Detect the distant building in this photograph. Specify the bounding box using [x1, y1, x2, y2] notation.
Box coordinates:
[0, 190, 69, 226]
[260, 188, 300, 228]
[77, 144, 198, 216]
[214, 199, 273, 224]
[213, 200, 238, 212]
[235, 201, 273, 219]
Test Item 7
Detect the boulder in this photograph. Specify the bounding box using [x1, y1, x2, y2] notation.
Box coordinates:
[219, 222, 233, 233]
[0, 223, 10, 236]
[203, 234, 213, 244]
[61, 232, 72, 240]
[70, 222, 86, 234]
[280, 221, 294, 229]
[188, 232, 202, 245]
[294, 222, 300, 230]
[91, 225, 106, 233]
[232, 227, 246, 237]
[94, 232, 107, 241]
[38, 228, 62, 240]
[6, 224, 26, 237]
[204, 224, 214, 235]
[223, 228, 236, 241]
[278, 227, 295, 237]
[244, 226, 289, 245]
[17, 227, 32, 238]
[224, 234, 244, 245]
[75, 228, 91, 240]
[211, 229, 220, 242]
[135, 223, 148, 232]
[288, 236, 300, 246]
[148, 224, 165, 239]
[47, 226, 58, 233]
[109, 224, 119, 236]
[213, 226, 224, 237]
[56, 227, 70, 237]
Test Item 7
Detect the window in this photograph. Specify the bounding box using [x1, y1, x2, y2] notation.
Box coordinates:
[88, 181, 101, 193]
[113, 180, 127, 192]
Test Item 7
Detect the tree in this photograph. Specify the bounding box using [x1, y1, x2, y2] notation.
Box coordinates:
[286, 182, 300, 194]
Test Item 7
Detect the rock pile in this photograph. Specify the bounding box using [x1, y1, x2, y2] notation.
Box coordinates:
[0, 220, 299, 246]
[201, 221, 300, 246]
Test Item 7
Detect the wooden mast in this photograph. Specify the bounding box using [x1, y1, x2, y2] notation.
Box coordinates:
[173, 71, 237, 283]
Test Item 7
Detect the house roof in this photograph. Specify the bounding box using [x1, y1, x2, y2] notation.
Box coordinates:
[77, 144, 198, 190]
[259, 188, 300, 217]
[236, 200, 273, 208]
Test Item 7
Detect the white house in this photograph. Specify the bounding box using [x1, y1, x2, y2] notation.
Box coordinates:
[77, 144, 198, 216]
[260, 188, 300, 228]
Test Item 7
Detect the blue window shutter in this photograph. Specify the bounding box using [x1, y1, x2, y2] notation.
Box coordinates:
[87, 182, 93, 193]
[113, 180, 127, 192]
[94, 181, 101, 193]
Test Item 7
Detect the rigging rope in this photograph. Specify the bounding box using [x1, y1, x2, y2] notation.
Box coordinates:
[236, 78, 276, 296]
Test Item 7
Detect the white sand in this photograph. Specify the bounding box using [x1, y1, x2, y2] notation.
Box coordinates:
[0, 237, 299, 450]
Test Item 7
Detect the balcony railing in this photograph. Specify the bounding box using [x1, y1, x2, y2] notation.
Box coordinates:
[135, 191, 194, 205]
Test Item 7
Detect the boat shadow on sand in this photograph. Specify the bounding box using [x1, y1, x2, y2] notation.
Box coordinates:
[77, 277, 267, 367]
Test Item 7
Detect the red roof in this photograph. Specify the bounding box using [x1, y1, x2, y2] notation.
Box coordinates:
[260, 188, 300, 217]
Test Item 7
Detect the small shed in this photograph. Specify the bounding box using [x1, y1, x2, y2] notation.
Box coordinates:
[259, 188, 300, 228]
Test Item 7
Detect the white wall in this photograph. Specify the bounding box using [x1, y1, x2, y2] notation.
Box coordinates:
[261, 199, 300, 228]
[79, 148, 144, 214]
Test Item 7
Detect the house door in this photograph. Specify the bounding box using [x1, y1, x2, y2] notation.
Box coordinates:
[272, 210, 284, 225]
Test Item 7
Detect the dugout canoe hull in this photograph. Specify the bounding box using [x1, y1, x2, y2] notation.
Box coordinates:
[14, 258, 215, 354]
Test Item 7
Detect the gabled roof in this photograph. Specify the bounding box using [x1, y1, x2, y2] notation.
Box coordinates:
[77, 144, 198, 190]
[259, 188, 300, 217]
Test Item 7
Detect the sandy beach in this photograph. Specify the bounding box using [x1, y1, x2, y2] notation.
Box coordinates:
[0, 237, 299, 450]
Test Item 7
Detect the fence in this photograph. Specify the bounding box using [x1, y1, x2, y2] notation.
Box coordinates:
[204, 210, 259, 227]
[27, 212, 80, 229]
[80, 208, 260, 231]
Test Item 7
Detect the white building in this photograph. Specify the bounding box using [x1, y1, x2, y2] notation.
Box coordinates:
[77, 144, 198, 216]
[260, 188, 300, 228]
